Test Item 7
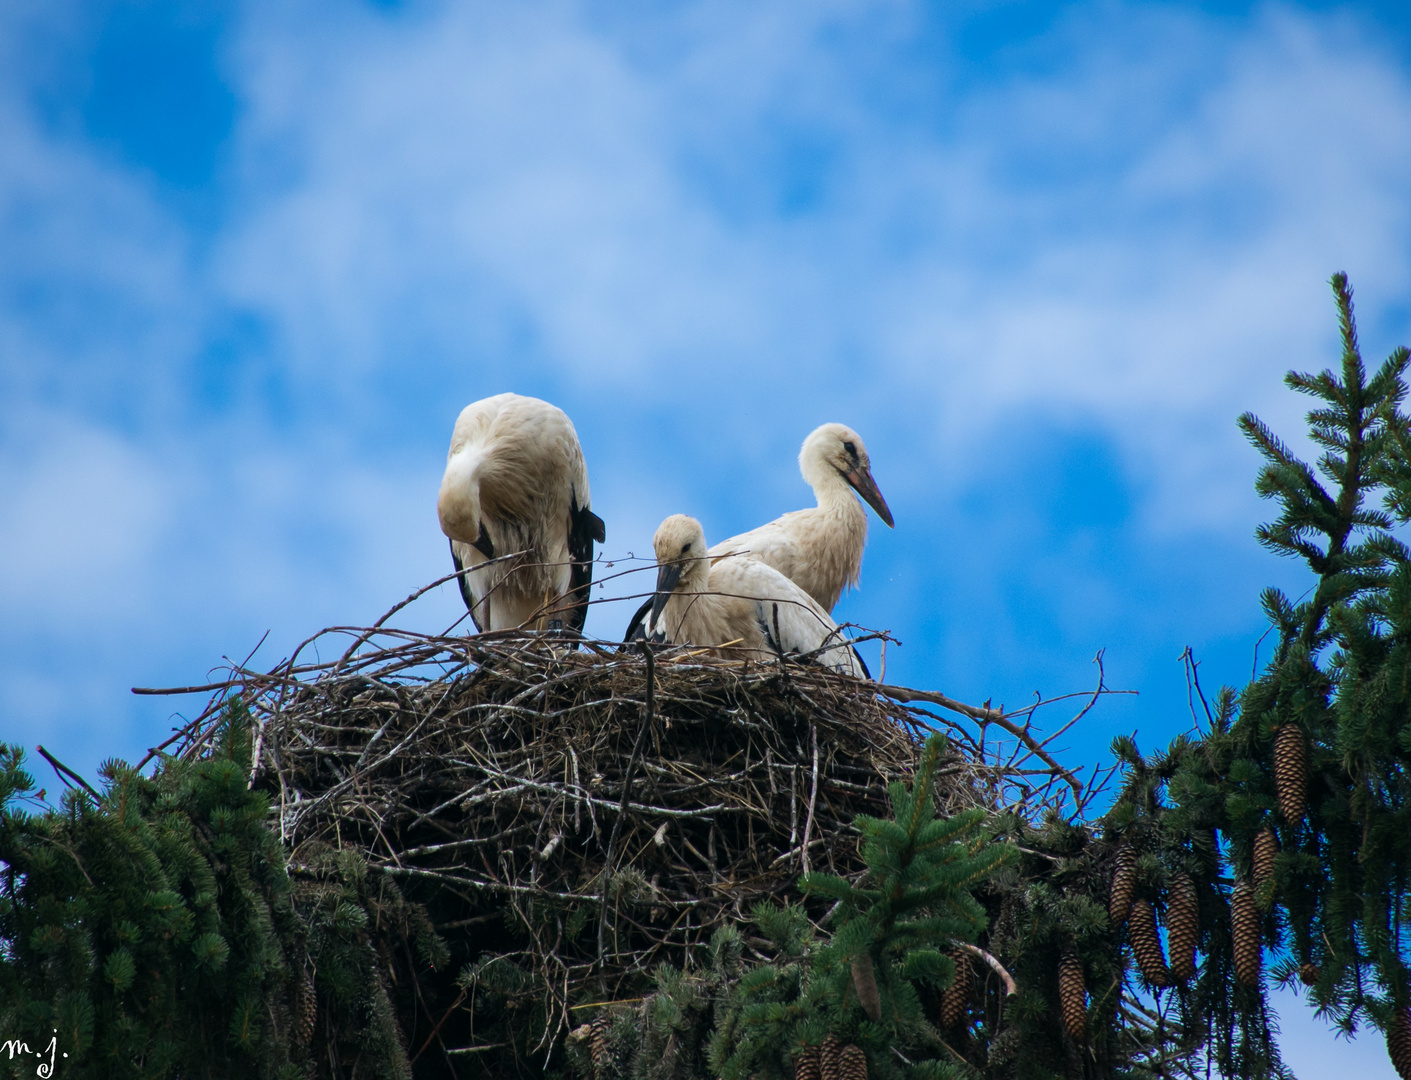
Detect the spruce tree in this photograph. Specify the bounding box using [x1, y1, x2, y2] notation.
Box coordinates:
[0, 703, 437, 1079]
[709, 734, 1014, 1080]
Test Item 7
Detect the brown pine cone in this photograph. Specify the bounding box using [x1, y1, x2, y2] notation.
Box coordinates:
[940, 950, 973, 1029]
[821, 1034, 843, 1080]
[1167, 874, 1198, 982]
[588, 1017, 611, 1074]
[1390, 1006, 1411, 1080]
[1253, 827, 1278, 890]
[1273, 725, 1308, 824]
[1058, 951, 1086, 1043]
[851, 952, 882, 1022]
[295, 969, 316, 1046]
[838, 1044, 868, 1080]
[1109, 846, 1137, 928]
[794, 1045, 822, 1080]
[1231, 880, 1261, 987]
[1299, 962, 1320, 987]
[1128, 899, 1169, 987]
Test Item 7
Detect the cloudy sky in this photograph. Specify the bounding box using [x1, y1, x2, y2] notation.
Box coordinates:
[3, 0, 1409, 1071]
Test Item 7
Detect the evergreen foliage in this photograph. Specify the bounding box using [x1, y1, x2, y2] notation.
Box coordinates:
[1069, 272, 1411, 1076]
[708, 734, 1014, 1080]
[0, 704, 435, 1079]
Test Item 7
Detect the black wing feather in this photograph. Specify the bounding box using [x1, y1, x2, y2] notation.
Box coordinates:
[621, 597, 653, 645]
[470, 521, 494, 559]
[449, 540, 486, 633]
[566, 490, 603, 638]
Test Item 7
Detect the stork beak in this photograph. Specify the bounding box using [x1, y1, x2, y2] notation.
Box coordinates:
[650, 562, 683, 627]
[846, 467, 895, 527]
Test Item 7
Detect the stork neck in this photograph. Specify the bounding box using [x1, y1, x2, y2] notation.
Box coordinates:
[680, 554, 712, 593]
[809, 466, 866, 519]
[437, 448, 485, 541]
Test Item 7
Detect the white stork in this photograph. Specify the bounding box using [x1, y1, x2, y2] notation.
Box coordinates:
[711, 423, 893, 611]
[437, 393, 605, 634]
[623, 423, 892, 642]
[644, 514, 866, 677]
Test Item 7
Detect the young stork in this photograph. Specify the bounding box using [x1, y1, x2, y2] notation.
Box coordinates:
[623, 423, 892, 642]
[437, 393, 605, 634]
[710, 423, 893, 612]
[645, 514, 866, 677]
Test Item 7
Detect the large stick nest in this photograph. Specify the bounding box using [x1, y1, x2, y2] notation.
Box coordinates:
[150, 623, 1086, 1071]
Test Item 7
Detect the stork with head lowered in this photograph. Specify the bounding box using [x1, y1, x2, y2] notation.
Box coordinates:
[437, 393, 605, 634]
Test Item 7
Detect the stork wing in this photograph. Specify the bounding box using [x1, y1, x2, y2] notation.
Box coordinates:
[754, 595, 865, 678]
[565, 496, 605, 637]
[449, 540, 486, 633]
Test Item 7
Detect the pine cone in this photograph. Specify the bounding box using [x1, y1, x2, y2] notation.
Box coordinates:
[1058, 951, 1086, 1042]
[851, 952, 882, 1022]
[1390, 1006, 1411, 1080]
[1253, 827, 1278, 889]
[589, 1017, 611, 1074]
[838, 1044, 868, 1080]
[296, 969, 317, 1045]
[1167, 874, 1198, 983]
[1231, 880, 1261, 987]
[794, 1045, 822, 1080]
[1128, 899, 1169, 987]
[1109, 846, 1137, 928]
[1299, 962, 1320, 987]
[821, 1034, 842, 1080]
[1273, 725, 1308, 824]
[940, 950, 973, 1029]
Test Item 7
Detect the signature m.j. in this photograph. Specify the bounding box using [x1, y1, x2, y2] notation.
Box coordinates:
[2, 1031, 66, 1077]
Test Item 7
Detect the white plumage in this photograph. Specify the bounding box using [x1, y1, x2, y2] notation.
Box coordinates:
[437, 393, 604, 634]
[709, 423, 893, 613]
[645, 514, 865, 678]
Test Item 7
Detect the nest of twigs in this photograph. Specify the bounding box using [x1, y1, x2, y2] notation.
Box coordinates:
[142, 615, 1093, 1074]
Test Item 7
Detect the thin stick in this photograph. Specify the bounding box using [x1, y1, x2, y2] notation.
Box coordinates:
[948, 940, 1017, 996]
[801, 722, 819, 876]
[597, 641, 656, 992]
[879, 684, 1085, 801]
[332, 551, 528, 672]
[35, 745, 100, 800]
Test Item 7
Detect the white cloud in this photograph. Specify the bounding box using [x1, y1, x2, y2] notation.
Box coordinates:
[0, 417, 171, 621]
[197, 1, 1411, 541]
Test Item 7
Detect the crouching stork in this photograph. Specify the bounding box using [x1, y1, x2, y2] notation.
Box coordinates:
[437, 393, 605, 634]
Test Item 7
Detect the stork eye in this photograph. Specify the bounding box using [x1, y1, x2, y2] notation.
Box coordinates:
[680, 543, 691, 554]
[843, 441, 857, 458]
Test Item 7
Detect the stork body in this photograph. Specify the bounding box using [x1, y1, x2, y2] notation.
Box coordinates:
[621, 423, 892, 643]
[709, 423, 893, 612]
[437, 393, 604, 634]
[646, 514, 865, 677]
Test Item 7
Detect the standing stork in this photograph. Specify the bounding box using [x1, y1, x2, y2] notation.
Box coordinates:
[623, 423, 892, 641]
[437, 393, 605, 634]
[710, 423, 893, 611]
[645, 514, 866, 677]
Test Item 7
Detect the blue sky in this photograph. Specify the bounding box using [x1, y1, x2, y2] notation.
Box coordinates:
[3, 0, 1409, 1072]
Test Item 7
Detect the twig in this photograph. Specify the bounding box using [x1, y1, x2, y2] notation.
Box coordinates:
[410, 986, 468, 1064]
[331, 552, 528, 672]
[35, 745, 100, 800]
[801, 722, 819, 876]
[879, 684, 1085, 801]
[948, 940, 1017, 995]
[598, 640, 656, 992]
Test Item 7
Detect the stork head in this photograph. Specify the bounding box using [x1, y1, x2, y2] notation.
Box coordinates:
[799, 423, 894, 527]
[437, 445, 485, 543]
[650, 514, 709, 626]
